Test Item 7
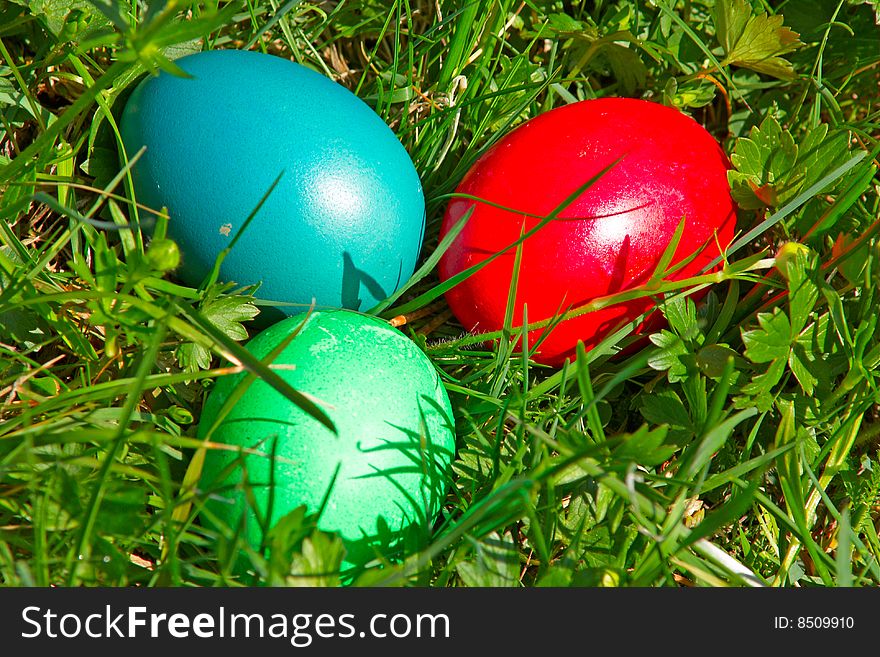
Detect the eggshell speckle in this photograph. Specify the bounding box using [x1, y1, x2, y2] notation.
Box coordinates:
[121, 50, 425, 312]
[197, 310, 456, 569]
[438, 98, 736, 366]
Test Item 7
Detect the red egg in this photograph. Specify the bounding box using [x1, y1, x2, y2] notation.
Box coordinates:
[438, 97, 737, 366]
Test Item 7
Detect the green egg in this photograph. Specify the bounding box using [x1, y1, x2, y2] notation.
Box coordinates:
[197, 310, 456, 572]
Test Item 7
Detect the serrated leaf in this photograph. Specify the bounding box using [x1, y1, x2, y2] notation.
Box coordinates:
[784, 248, 820, 336]
[648, 330, 689, 382]
[728, 118, 861, 258]
[176, 341, 212, 372]
[664, 77, 717, 109]
[742, 310, 791, 363]
[662, 294, 700, 342]
[199, 295, 259, 340]
[264, 506, 329, 584]
[758, 120, 797, 184]
[715, 0, 802, 79]
[730, 137, 764, 176]
[728, 116, 798, 209]
[175, 294, 259, 373]
[728, 174, 775, 210]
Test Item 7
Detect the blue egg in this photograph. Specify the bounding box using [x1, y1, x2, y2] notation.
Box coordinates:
[120, 50, 425, 312]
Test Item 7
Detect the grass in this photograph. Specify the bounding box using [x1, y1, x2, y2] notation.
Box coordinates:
[0, 0, 879, 587]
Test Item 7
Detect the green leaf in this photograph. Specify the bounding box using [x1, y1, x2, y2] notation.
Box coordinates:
[695, 344, 741, 379]
[575, 523, 619, 569]
[648, 329, 690, 383]
[742, 357, 787, 397]
[661, 294, 700, 342]
[197, 295, 259, 341]
[715, 0, 802, 79]
[176, 294, 259, 373]
[796, 126, 854, 198]
[92, 232, 119, 296]
[600, 43, 648, 95]
[456, 531, 520, 587]
[613, 424, 677, 467]
[715, 0, 751, 54]
[728, 115, 798, 209]
[728, 114, 858, 213]
[719, 150, 867, 271]
[788, 345, 819, 396]
[833, 233, 869, 287]
[536, 568, 572, 587]
[545, 12, 595, 36]
[26, 0, 113, 36]
[0, 77, 18, 109]
[662, 77, 718, 110]
[639, 389, 693, 430]
[784, 247, 820, 336]
[288, 532, 346, 587]
[742, 310, 791, 363]
[82, 0, 127, 31]
[264, 506, 336, 585]
[841, 454, 880, 533]
[176, 341, 210, 372]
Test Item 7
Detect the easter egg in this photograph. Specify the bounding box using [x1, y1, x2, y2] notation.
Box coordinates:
[438, 98, 736, 366]
[197, 310, 456, 570]
[120, 49, 425, 312]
